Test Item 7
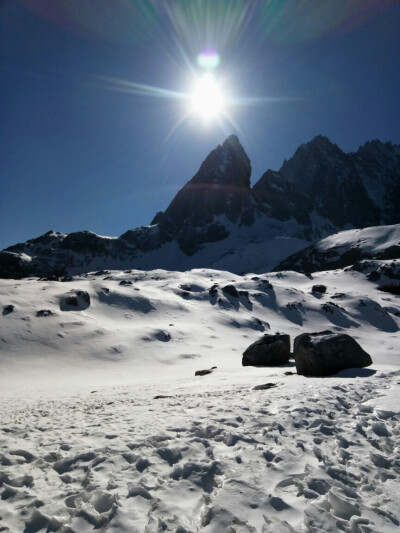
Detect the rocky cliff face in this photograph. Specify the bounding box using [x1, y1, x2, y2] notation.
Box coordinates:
[151, 135, 253, 254]
[1, 135, 399, 278]
[253, 136, 387, 230]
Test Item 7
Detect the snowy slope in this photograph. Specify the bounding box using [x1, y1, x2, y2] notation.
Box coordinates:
[275, 223, 400, 273]
[1, 266, 400, 532]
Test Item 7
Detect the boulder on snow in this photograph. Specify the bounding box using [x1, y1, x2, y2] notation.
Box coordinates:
[60, 290, 90, 311]
[294, 330, 372, 376]
[222, 285, 239, 298]
[312, 284, 327, 294]
[2, 304, 14, 315]
[242, 334, 290, 367]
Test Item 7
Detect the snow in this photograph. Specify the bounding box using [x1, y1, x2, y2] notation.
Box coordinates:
[0, 266, 399, 532]
[317, 224, 400, 254]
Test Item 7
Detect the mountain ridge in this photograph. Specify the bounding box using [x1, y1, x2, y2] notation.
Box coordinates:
[1, 134, 399, 279]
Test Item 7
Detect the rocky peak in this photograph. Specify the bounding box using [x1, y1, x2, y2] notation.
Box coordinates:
[151, 135, 254, 254]
[280, 135, 349, 185]
[252, 134, 382, 230]
[189, 134, 251, 189]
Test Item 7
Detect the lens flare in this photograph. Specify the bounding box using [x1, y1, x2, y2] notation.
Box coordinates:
[190, 73, 225, 121]
[197, 48, 220, 69]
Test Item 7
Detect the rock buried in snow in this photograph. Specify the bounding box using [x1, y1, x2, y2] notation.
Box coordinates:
[36, 309, 56, 317]
[294, 331, 372, 377]
[61, 290, 90, 311]
[195, 366, 217, 376]
[253, 383, 277, 390]
[242, 334, 290, 367]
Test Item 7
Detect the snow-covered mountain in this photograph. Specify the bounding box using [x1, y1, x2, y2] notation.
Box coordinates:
[1, 135, 399, 279]
[275, 224, 400, 274]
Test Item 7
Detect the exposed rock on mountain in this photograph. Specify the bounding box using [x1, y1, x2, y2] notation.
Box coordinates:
[254, 136, 382, 231]
[1, 135, 399, 279]
[151, 135, 253, 254]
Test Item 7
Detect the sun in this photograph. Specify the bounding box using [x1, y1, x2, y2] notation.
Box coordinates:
[190, 73, 226, 121]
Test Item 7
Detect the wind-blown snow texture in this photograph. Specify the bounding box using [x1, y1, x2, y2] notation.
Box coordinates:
[1, 135, 399, 278]
[1, 263, 400, 532]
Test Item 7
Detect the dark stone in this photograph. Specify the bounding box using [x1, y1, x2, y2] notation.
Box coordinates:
[36, 309, 56, 317]
[2, 305, 14, 315]
[77, 291, 90, 305]
[154, 395, 173, 399]
[253, 383, 277, 390]
[222, 285, 239, 298]
[209, 284, 218, 297]
[312, 285, 327, 294]
[242, 334, 290, 366]
[195, 368, 214, 376]
[65, 296, 78, 306]
[294, 331, 372, 376]
[62, 290, 90, 310]
[119, 280, 132, 286]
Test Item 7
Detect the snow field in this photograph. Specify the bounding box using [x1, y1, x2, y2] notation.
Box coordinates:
[0, 266, 400, 531]
[0, 369, 399, 532]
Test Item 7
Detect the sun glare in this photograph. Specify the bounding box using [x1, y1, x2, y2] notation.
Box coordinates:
[190, 73, 225, 121]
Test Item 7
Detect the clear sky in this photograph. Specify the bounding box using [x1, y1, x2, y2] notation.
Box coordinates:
[1, 0, 399, 250]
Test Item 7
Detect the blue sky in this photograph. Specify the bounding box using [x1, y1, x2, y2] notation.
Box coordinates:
[1, 0, 399, 250]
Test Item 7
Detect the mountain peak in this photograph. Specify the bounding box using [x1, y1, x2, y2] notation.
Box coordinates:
[150, 135, 253, 253]
[192, 134, 251, 188]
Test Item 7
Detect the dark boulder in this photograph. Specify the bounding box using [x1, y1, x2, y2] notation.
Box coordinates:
[312, 285, 327, 294]
[222, 285, 239, 298]
[2, 304, 14, 315]
[294, 331, 372, 376]
[209, 284, 218, 297]
[242, 334, 290, 366]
